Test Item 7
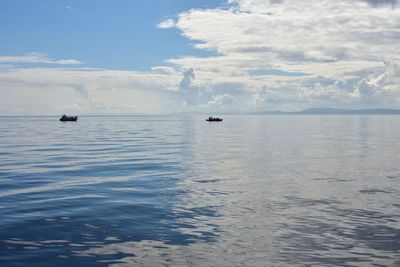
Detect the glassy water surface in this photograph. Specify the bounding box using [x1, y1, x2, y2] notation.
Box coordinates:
[0, 115, 399, 266]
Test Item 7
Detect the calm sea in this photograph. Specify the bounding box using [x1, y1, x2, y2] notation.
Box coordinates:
[0, 115, 399, 267]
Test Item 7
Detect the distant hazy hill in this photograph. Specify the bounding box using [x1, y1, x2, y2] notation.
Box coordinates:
[251, 108, 400, 115]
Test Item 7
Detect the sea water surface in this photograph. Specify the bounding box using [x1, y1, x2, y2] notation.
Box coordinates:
[0, 115, 399, 267]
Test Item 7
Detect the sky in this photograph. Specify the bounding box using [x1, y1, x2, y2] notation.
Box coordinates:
[0, 0, 399, 115]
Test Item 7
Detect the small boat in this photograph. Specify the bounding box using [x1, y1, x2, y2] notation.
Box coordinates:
[60, 115, 78, 122]
[206, 116, 223, 122]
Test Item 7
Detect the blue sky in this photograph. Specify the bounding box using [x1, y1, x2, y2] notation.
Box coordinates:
[0, 0, 399, 114]
[0, 0, 221, 70]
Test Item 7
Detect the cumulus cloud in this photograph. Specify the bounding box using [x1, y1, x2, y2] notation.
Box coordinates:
[353, 79, 378, 100]
[155, 0, 400, 110]
[179, 68, 195, 89]
[251, 86, 269, 106]
[179, 68, 202, 106]
[352, 60, 400, 103]
[374, 60, 400, 86]
[2, 1, 400, 114]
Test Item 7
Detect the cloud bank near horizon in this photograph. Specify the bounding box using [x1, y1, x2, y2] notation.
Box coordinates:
[1, 0, 400, 114]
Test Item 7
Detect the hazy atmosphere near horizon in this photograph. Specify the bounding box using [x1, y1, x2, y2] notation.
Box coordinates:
[1, 1, 400, 267]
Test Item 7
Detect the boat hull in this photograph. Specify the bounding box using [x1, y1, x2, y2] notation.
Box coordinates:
[60, 116, 78, 122]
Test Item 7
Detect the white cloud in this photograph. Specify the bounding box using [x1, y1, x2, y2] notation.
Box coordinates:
[157, 18, 176, 29]
[178, 68, 204, 106]
[0, 67, 181, 115]
[155, 0, 400, 110]
[54, 59, 81, 65]
[2, 1, 400, 114]
[0, 64, 13, 69]
[208, 94, 234, 106]
[0, 53, 82, 65]
[151, 66, 177, 75]
[362, 0, 398, 7]
[352, 60, 400, 103]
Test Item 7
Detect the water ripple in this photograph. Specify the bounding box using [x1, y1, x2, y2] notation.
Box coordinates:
[1, 116, 400, 266]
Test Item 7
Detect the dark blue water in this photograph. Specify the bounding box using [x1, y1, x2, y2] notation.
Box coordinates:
[0, 115, 399, 266]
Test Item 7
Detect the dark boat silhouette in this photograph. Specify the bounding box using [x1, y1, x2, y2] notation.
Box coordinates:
[206, 116, 223, 122]
[60, 115, 78, 122]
